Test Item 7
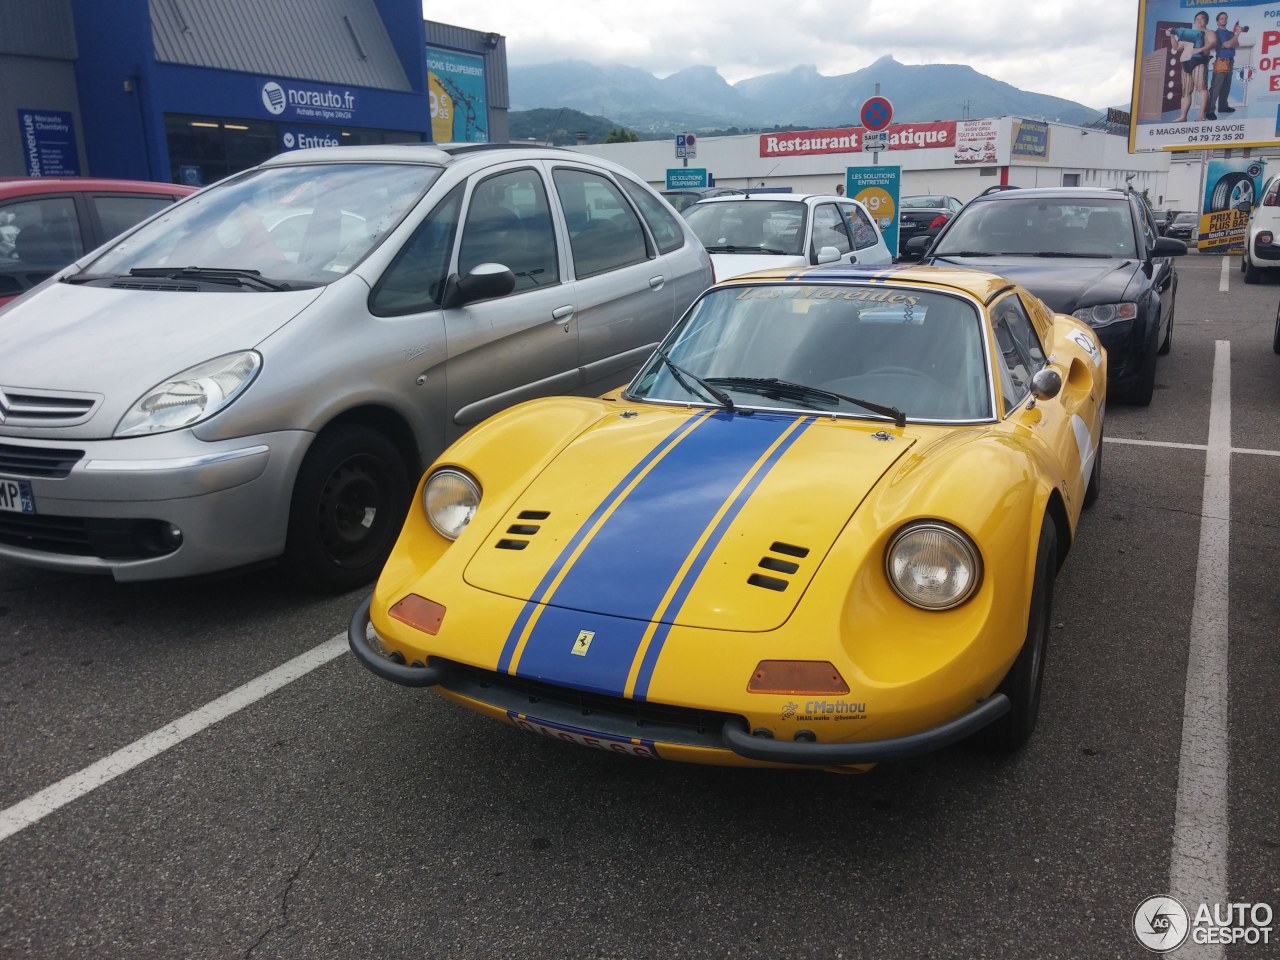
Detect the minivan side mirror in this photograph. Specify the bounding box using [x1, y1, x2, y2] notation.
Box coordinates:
[441, 262, 517, 309]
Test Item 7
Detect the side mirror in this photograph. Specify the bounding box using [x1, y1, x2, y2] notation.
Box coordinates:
[814, 245, 842, 265]
[1031, 367, 1063, 401]
[903, 236, 932, 259]
[440, 262, 516, 309]
[1151, 236, 1188, 258]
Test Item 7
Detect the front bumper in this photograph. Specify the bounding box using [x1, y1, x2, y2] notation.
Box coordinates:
[348, 595, 1011, 767]
[0, 429, 313, 580]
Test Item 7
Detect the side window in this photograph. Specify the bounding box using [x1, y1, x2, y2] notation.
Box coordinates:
[92, 195, 175, 240]
[1136, 199, 1157, 250]
[841, 203, 880, 250]
[1, 196, 82, 266]
[370, 183, 463, 315]
[552, 167, 648, 279]
[812, 203, 852, 254]
[458, 168, 559, 292]
[991, 294, 1047, 412]
[618, 176, 685, 255]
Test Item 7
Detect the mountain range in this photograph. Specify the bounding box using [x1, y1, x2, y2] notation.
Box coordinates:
[509, 55, 1104, 136]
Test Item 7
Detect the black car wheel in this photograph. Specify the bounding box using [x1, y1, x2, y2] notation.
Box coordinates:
[1274, 298, 1280, 354]
[1126, 323, 1159, 406]
[1158, 306, 1173, 356]
[281, 424, 411, 592]
[1244, 253, 1262, 284]
[977, 517, 1057, 753]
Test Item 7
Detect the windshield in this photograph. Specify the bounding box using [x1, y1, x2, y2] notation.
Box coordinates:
[933, 197, 1136, 258]
[683, 200, 807, 255]
[85, 162, 441, 286]
[628, 282, 992, 422]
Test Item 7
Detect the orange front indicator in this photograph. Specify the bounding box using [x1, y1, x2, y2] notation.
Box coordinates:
[389, 594, 446, 635]
[748, 660, 849, 695]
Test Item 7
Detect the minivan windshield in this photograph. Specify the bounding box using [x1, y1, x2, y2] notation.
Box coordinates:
[83, 162, 441, 287]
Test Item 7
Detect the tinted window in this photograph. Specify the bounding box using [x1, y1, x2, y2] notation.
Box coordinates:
[458, 168, 559, 292]
[620, 177, 684, 254]
[370, 183, 463, 315]
[553, 168, 648, 279]
[935, 197, 1135, 257]
[991, 294, 1047, 411]
[92, 195, 175, 240]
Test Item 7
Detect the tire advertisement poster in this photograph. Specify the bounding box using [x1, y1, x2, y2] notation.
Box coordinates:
[1129, 0, 1280, 152]
[1198, 158, 1264, 251]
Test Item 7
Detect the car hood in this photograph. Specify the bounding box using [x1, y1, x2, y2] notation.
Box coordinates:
[463, 408, 914, 633]
[0, 281, 325, 438]
[710, 253, 808, 281]
[925, 255, 1136, 313]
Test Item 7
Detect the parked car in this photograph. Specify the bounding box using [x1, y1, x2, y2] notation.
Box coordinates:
[1274, 295, 1280, 353]
[683, 193, 891, 280]
[896, 194, 964, 260]
[1242, 174, 1280, 283]
[0, 177, 195, 306]
[349, 262, 1106, 767]
[0, 143, 712, 589]
[1165, 212, 1198, 241]
[1151, 209, 1172, 235]
[660, 186, 743, 213]
[915, 187, 1186, 405]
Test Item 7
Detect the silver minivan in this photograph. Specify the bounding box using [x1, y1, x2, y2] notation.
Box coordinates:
[0, 144, 712, 589]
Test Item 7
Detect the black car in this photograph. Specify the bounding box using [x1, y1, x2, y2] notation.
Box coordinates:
[915, 187, 1186, 405]
[1165, 212, 1198, 241]
[897, 194, 964, 260]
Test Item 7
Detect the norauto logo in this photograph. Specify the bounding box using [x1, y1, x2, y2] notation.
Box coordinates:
[260, 80, 356, 119]
[261, 82, 286, 115]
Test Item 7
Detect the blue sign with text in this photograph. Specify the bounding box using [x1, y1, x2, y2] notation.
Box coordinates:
[666, 168, 708, 189]
[254, 77, 359, 123]
[847, 165, 901, 257]
[17, 109, 80, 177]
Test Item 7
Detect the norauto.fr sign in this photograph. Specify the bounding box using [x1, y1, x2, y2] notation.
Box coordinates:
[760, 121, 956, 157]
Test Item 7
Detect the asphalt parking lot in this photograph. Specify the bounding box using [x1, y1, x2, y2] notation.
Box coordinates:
[1, 251, 1277, 960]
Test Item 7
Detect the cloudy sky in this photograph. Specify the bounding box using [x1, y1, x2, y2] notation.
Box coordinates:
[449, 0, 1140, 110]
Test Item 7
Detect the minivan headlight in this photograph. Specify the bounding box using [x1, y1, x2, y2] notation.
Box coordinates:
[423, 469, 480, 540]
[885, 521, 982, 610]
[115, 351, 262, 436]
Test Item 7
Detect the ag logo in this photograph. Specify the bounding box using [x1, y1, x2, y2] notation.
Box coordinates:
[1133, 895, 1190, 953]
[261, 81, 286, 115]
[571, 630, 594, 657]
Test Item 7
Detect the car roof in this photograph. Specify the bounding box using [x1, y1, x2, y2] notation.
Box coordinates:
[693, 193, 841, 204]
[968, 186, 1132, 203]
[711, 261, 1022, 302]
[0, 177, 196, 198]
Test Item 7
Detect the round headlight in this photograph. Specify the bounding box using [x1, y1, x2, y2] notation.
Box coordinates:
[422, 469, 480, 540]
[885, 521, 982, 610]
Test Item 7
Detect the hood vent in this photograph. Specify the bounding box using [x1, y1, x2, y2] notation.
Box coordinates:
[109, 279, 201, 292]
[495, 509, 550, 551]
[747, 541, 810, 592]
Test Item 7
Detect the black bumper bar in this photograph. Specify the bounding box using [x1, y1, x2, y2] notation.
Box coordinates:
[348, 594, 446, 687]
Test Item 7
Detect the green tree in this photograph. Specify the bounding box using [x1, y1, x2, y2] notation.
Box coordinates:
[604, 127, 639, 143]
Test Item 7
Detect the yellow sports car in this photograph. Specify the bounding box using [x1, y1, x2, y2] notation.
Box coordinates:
[349, 264, 1106, 770]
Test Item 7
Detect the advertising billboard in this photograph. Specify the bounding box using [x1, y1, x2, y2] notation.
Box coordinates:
[427, 48, 489, 143]
[1130, 0, 1279, 152]
[1196, 158, 1265, 250]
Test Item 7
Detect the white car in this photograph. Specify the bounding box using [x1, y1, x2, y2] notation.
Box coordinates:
[1242, 173, 1280, 283]
[683, 193, 892, 280]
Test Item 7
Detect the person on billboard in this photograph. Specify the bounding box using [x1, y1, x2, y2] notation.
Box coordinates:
[1167, 12, 1217, 122]
[1206, 12, 1245, 119]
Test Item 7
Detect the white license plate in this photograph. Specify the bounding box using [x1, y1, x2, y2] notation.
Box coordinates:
[508, 713, 657, 758]
[0, 478, 35, 514]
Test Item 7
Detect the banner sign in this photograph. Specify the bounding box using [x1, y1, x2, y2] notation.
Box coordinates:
[954, 119, 1000, 164]
[1011, 119, 1050, 161]
[848, 165, 901, 258]
[427, 47, 489, 142]
[760, 121, 955, 157]
[255, 77, 358, 123]
[1197, 158, 1265, 250]
[1130, 0, 1279, 152]
[666, 168, 708, 188]
[17, 109, 80, 177]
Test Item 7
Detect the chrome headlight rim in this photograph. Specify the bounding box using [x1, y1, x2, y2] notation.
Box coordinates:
[884, 520, 983, 611]
[422, 468, 481, 540]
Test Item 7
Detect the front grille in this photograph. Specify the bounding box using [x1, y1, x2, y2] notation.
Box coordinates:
[441, 661, 741, 749]
[0, 386, 98, 426]
[0, 513, 179, 560]
[0, 442, 84, 478]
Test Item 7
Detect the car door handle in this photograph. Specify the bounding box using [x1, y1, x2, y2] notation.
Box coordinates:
[649, 276, 665, 290]
[551, 305, 574, 330]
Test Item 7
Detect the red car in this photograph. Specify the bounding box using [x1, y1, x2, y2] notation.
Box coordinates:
[0, 177, 196, 306]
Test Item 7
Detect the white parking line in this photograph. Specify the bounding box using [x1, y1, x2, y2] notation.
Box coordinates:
[0, 634, 348, 844]
[1168, 339, 1231, 960]
[1106, 437, 1280, 458]
[1219, 255, 1230, 294]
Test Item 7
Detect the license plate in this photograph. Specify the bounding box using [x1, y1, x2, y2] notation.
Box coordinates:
[0, 477, 35, 514]
[507, 712, 657, 759]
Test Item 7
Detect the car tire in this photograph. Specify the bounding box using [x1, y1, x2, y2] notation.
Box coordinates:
[977, 517, 1056, 754]
[281, 424, 411, 592]
[1210, 172, 1253, 212]
[1083, 427, 1103, 508]
[1243, 254, 1261, 284]
[1158, 307, 1173, 356]
[1126, 326, 1159, 406]
[1274, 298, 1280, 354]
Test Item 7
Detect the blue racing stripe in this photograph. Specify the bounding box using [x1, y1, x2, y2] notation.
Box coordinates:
[631, 416, 814, 699]
[495, 411, 708, 674]
[513, 412, 798, 695]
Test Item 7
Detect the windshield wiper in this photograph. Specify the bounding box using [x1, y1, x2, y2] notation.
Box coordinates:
[1030, 251, 1114, 258]
[127, 266, 292, 291]
[704, 376, 905, 428]
[656, 349, 735, 411]
[703, 244, 788, 255]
